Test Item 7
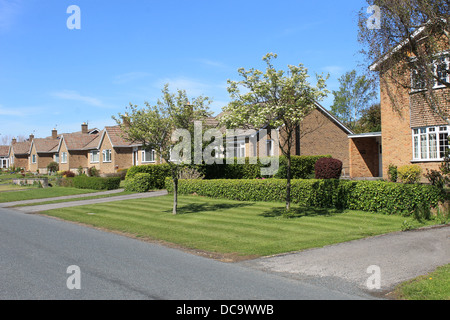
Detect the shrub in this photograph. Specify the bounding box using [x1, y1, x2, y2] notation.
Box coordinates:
[424, 169, 448, 189]
[166, 178, 444, 215]
[397, 165, 422, 184]
[72, 176, 121, 190]
[47, 161, 59, 174]
[388, 164, 398, 182]
[124, 173, 152, 193]
[126, 164, 172, 189]
[315, 158, 343, 179]
[88, 167, 100, 177]
[62, 170, 75, 178]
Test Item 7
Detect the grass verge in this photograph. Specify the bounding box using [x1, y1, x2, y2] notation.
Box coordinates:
[391, 264, 450, 300]
[0, 187, 104, 203]
[41, 194, 442, 260]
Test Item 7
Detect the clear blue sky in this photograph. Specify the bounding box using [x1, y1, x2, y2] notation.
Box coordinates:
[0, 0, 373, 140]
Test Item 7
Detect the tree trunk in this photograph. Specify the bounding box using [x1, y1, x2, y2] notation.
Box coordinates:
[173, 177, 178, 215]
[286, 154, 291, 211]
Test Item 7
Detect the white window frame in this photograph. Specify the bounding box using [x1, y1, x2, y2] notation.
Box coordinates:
[102, 149, 112, 163]
[90, 150, 99, 163]
[412, 126, 449, 161]
[141, 149, 156, 163]
[31, 154, 37, 164]
[61, 152, 68, 164]
[54, 153, 59, 164]
[235, 140, 246, 158]
[411, 54, 449, 92]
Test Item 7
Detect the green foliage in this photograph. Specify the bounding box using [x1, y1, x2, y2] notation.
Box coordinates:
[388, 164, 398, 182]
[46, 161, 59, 174]
[88, 167, 100, 177]
[166, 178, 444, 215]
[397, 165, 422, 184]
[72, 176, 121, 190]
[126, 164, 172, 189]
[124, 173, 152, 193]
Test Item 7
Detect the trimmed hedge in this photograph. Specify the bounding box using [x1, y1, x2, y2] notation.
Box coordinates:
[123, 173, 152, 193]
[72, 176, 121, 190]
[125, 155, 332, 189]
[315, 158, 343, 179]
[165, 178, 444, 215]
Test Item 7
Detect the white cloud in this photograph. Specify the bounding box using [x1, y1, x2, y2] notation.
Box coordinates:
[113, 72, 152, 84]
[50, 90, 108, 108]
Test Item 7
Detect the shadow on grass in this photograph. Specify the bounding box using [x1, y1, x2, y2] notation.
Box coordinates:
[260, 206, 344, 219]
[165, 202, 256, 215]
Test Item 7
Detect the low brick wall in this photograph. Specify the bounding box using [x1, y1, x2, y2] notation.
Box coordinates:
[12, 178, 49, 188]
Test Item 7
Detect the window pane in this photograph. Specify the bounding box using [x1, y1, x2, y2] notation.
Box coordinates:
[420, 134, 428, 159]
[414, 136, 419, 159]
[440, 133, 449, 158]
[429, 133, 437, 159]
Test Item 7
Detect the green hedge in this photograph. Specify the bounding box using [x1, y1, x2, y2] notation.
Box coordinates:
[165, 178, 444, 215]
[72, 176, 121, 190]
[125, 155, 331, 188]
[123, 173, 153, 193]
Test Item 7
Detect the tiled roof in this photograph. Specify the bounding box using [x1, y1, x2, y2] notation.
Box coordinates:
[33, 138, 60, 153]
[62, 133, 100, 150]
[104, 126, 136, 147]
[11, 141, 31, 155]
[0, 146, 9, 157]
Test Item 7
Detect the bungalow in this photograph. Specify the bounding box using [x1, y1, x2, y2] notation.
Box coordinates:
[8, 137, 32, 171]
[216, 101, 354, 176]
[28, 130, 60, 174]
[0, 145, 9, 169]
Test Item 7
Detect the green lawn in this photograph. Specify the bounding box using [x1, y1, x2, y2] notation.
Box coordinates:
[41, 194, 441, 258]
[0, 187, 103, 203]
[392, 264, 450, 300]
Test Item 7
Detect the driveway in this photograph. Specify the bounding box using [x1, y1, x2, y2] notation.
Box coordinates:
[240, 225, 450, 297]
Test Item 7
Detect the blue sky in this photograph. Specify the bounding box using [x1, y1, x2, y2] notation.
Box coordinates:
[0, 0, 373, 141]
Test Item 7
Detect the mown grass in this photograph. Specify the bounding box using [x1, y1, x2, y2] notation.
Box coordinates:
[41, 194, 440, 258]
[392, 264, 450, 300]
[0, 187, 102, 203]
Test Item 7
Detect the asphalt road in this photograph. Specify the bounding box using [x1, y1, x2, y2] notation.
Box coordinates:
[0, 207, 373, 300]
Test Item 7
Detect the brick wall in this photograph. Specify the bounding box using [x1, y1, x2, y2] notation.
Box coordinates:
[349, 137, 379, 178]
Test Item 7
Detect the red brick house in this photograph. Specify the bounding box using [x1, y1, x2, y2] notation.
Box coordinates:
[349, 28, 450, 180]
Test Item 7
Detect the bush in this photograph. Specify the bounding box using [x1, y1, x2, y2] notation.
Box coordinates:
[315, 158, 343, 179]
[47, 161, 59, 174]
[397, 165, 422, 184]
[123, 173, 152, 193]
[388, 164, 398, 182]
[88, 167, 100, 177]
[61, 170, 75, 178]
[166, 178, 444, 215]
[126, 164, 172, 190]
[72, 176, 121, 190]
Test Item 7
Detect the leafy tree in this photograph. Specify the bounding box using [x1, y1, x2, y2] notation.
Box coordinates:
[220, 53, 329, 211]
[355, 103, 381, 133]
[358, 0, 450, 121]
[330, 70, 377, 131]
[113, 84, 212, 215]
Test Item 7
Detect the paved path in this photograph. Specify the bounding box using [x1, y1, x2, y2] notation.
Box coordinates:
[7, 190, 169, 213]
[240, 225, 450, 296]
[0, 189, 126, 208]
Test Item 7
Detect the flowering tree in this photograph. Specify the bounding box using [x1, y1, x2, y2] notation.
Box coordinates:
[220, 53, 329, 211]
[114, 84, 212, 215]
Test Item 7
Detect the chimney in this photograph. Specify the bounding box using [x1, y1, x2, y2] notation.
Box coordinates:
[81, 122, 88, 134]
[12, 138, 17, 145]
[29, 134, 34, 141]
[122, 113, 131, 128]
[52, 128, 58, 139]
